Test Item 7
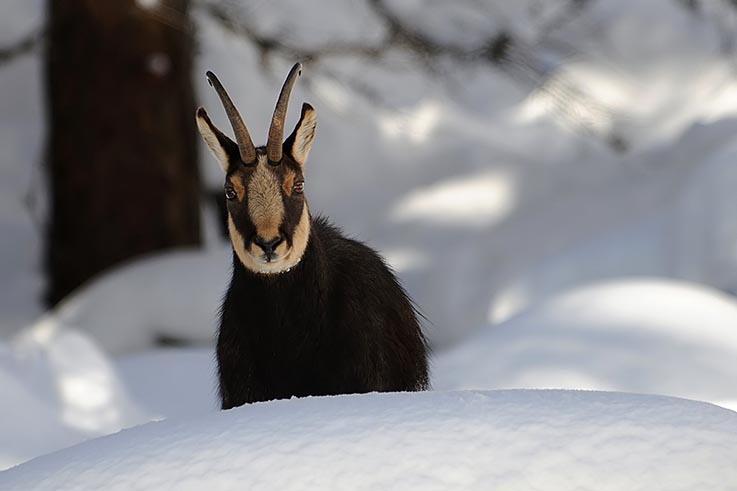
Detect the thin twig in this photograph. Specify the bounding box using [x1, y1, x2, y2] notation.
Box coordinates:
[0, 28, 44, 67]
[196, 0, 626, 151]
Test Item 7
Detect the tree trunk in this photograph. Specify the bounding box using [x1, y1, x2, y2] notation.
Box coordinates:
[45, 0, 200, 306]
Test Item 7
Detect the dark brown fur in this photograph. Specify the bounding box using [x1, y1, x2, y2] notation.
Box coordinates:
[197, 68, 429, 409]
[218, 210, 430, 408]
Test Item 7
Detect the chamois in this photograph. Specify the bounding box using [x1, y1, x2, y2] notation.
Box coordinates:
[196, 63, 429, 409]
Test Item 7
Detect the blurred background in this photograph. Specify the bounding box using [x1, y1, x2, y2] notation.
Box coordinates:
[2, 0, 737, 471]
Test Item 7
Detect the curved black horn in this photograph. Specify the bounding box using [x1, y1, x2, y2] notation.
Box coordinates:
[267, 63, 302, 164]
[206, 71, 257, 165]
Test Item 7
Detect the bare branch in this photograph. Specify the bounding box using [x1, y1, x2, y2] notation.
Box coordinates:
[0, 28, 44, 67]
[200, 2, 388, 63]
[198, 0, 627, 152]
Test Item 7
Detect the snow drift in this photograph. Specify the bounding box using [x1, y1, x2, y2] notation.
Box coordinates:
[34, 248, 229, 354]
[434, 278, 737, 411]
[1, 390, 736, 490]
[6, 277, 737, 474]
[0, 321, 151, 471]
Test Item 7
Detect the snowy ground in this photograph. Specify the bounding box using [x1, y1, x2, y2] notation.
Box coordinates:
[2, 0, 737, 486]
[2, 277, 737, 480]
[0, 322, 151, 470]
[2, 390, 736, 491]
[433, 278, 737, 411]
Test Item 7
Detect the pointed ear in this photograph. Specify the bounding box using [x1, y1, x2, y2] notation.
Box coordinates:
[196, 107, 237, 173]
[284, 103, 317, 167]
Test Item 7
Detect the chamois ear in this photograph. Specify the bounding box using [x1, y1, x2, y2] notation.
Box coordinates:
[196, 107, 237, 173]
[284, 103, 317, 167]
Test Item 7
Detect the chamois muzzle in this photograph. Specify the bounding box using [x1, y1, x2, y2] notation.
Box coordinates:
[253, 235, 284, 262]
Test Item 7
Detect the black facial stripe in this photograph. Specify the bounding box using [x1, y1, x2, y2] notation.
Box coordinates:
[280, 199, 304, 247]
[280, 161, 305, 247]
[230, 204, 256, 243]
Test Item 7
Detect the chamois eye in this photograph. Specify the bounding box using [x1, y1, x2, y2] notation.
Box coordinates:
[293, 180, 305, 194]
[225, 187, 237, 200]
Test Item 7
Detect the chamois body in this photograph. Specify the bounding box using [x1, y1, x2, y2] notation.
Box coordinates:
[197, 63, 429, 410]
[218, 217, 428, 408]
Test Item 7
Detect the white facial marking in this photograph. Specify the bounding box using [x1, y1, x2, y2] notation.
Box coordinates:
[228, 206, 310, 275]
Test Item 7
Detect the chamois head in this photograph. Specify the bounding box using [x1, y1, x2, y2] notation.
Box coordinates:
[196, 63, 317, 274]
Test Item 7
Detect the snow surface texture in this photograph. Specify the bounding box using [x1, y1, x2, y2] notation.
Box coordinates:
[116, 348, 218, 418]
[5, 278, 737, 472]
[3, 0, 737, 485]
[2, 390, 737, 491]
[433, 278, 737, 411]
[0, 321, 151, 470]
[109, 278, 737, 418]
[39, 248, 229, 354]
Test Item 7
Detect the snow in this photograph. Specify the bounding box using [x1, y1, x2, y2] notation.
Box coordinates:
[433, 278, 737, 412]
[0, 0, 44, 337]
[116, 348, 218, 418]
[5, 278, 737, 479]
[35, 248, 229, 354]
[3, 0, 737, 349]
[109, 278, 737, 420]
[193, 0, 737, 347]
[2, 390, 736, 490]
[0, 322, 151, 471]
[3, 0, 737, 486]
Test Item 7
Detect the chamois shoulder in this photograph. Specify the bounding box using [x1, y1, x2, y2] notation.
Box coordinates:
[311, 216, 388, 266]
[310, 215, 407, 292]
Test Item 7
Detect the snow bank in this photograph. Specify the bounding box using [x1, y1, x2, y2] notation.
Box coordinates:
[105, 278, 737, 422]
[434, 278, 737, 410]
[32, 248, 230, 354]
[116, 348, 218, 418]
[0, 358, 80, 471]
[0, 322, 151, 471]
[2, 390, 736, 490]
[0, 279, 737, 480]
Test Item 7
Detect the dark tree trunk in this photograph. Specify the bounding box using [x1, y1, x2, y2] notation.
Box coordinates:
[45, 0, 200, 306]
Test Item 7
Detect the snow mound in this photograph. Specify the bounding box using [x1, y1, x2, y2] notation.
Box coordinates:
[0, 322, 151, 470]
[1, 390, 736, 490]
[434, 278, 737, 410]
[116, 348, 218, 418]
[34, 248, 230, 354]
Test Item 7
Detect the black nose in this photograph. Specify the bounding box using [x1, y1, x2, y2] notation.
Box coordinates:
[253, 235, 283, 256]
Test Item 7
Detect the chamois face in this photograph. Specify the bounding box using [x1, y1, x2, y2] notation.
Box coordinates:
[223, 148, 311, 274]
[196, 65, 317, 274]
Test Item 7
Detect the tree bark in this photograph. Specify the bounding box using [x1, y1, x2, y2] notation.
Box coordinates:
[45, 0, 200, 306]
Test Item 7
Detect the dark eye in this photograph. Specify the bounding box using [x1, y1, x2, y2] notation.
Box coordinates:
[293, 180, 305, 194]
[225, 187, 237, 200]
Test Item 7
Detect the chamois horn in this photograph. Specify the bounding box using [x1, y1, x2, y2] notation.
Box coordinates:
[206, 71, 257, 165]
[267, 63, 302, 164]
